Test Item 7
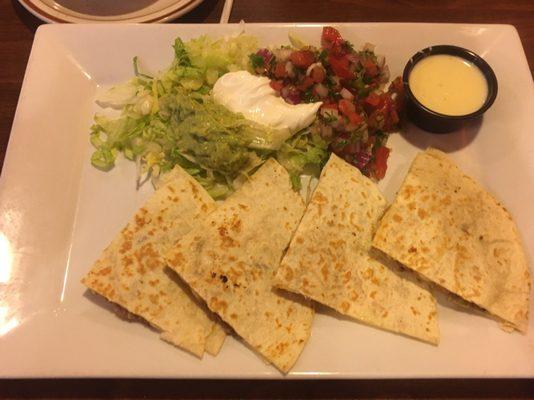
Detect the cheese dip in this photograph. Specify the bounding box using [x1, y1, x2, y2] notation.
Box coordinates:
[408, 54, 488, 116]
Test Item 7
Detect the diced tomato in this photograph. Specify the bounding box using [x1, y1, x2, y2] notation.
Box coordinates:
[296, 76, 314, 91]
[328, 54, 354, 80]
[347, 112, 363, 126]
[367, 110, 381, 130]
[338, 99, 363, 127]
[373, 146, 390, 180]
[338, 99, 356, 116]
[364, 92, 381, 108]
[388, 76, 405, 113]
[274, 62, 287, 79]
[389, 109, 399, 126]
[361, 58, 379, 78]
[321, 26, 344, 50]
[321, 102, 338, 111]
[269, 80, 284, 91]
[389, 76, 404, 93]
[310, 65, 325, 83]
[289, 50, 316, 69]
[344, 142, 360, 155]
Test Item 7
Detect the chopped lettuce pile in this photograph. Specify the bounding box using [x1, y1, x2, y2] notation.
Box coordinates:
[90, 34, 328, 198]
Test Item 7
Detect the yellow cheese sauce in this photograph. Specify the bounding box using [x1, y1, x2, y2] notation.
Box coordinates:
[408, 54, 488, 116]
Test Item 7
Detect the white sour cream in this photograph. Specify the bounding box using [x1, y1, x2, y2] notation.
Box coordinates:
[212, 71, 322, 134]
[408, 54, 488, 116]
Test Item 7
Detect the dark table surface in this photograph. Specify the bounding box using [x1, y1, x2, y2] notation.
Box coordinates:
[1, 0, 534, 398]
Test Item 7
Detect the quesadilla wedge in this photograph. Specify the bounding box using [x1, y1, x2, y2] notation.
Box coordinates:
[165, 158, 313, 373]
[373, 148, 530, 332]
[274, 154, 439, 344]
[82, 166, 225, 358]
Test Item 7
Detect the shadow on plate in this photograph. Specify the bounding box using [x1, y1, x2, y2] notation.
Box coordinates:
[401, 117, 482, 153]
[82, 289, 159, 333]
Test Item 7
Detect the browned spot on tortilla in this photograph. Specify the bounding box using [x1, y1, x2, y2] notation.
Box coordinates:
[218, 225, 239, 248]
[321, 265, 329, 281]
[343, 270, 351, 284]
[314, 191, 328, 204]
[341, 302, 350, 312]
[135, 214, 147, 229]
[169, 251, 185, 267]
[274, 341, 288, 356]
[97, 267, 111, 276]
[210, 297, 228, 313]
[329, 239, 345, 249]
[362, 268, 374, 280]
[136, 265, 146, 275]
[284, 267, 293, 282]
[120, 240, 132, 254]
[393, 214, 403, 223]
[149, 294, 159, 304]
[402, 185, 416, 200]
[189, 181, 199, 197]
[418, 209, 428, 219]
[230, 216, 242, 233]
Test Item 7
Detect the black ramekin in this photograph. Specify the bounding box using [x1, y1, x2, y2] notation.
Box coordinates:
[402, 45, 498, 134]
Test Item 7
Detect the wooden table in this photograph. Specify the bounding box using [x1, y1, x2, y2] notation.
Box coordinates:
[1, 0, 533, 398]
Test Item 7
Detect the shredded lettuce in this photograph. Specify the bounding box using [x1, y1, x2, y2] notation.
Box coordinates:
[276, 128, 329, 190]
[90, 33, 328, 198]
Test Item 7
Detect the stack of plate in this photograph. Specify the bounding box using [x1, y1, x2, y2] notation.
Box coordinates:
[18, 0, 204, 23]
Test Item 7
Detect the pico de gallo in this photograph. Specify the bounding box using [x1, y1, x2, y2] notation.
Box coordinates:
[249, 26, 404, 180]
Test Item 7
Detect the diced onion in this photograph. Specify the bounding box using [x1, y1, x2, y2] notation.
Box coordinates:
[285, 61, 296, 78]
[314, 83, 329, 98]
[340, 87, 354, 100]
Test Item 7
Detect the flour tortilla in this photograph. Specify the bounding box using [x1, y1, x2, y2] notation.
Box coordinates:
[165, 158, 313, 373]
[82, 166, 225, 357]
[274, 154, 439, 344]
[373, 148, 530, 332]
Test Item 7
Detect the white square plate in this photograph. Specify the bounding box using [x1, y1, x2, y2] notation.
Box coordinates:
[1, 23, 533, 378]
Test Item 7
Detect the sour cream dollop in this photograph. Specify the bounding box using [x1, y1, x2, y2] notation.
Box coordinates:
[212, 71, 322, 133]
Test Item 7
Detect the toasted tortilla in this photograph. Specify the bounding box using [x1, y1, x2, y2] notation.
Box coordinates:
[165, 159, 313, 373]
[373, 148, 530, 332]
[274, 154, 439, 344]
[82, 166, 225, 357]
